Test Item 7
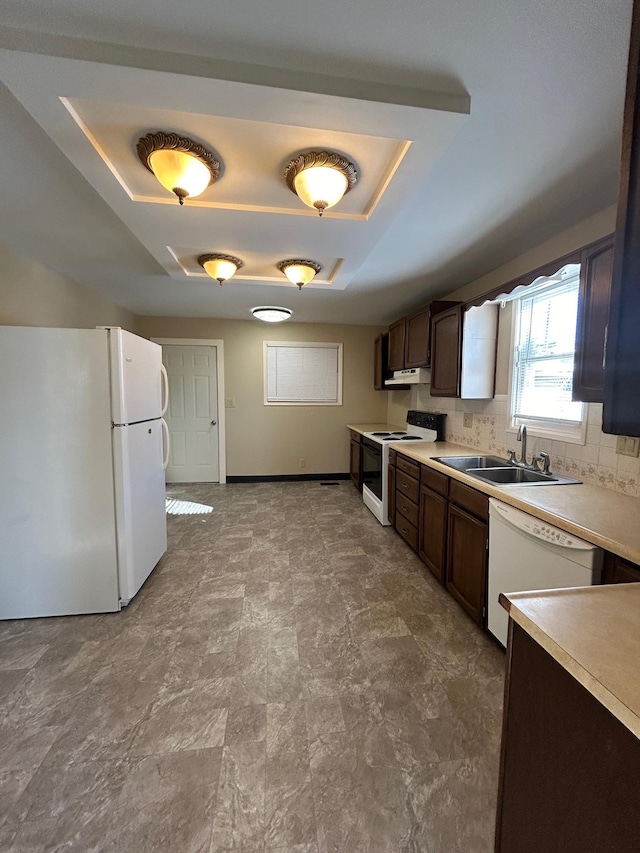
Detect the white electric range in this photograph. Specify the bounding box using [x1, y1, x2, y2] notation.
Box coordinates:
[361, 410, 446, 525]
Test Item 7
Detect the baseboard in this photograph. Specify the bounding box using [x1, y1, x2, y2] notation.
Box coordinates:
[226, 472, 350, 483]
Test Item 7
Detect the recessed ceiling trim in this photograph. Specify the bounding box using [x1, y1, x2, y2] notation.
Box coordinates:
[60, 97, 133, 198]
[61, 98, 411, 220]
[167, 246, 343, 286]
[127, 193, 371, 220]
[363, 140, 413, 218]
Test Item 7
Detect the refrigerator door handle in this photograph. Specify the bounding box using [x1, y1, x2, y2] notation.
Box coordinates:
[161, 417, 171, 470]
[160, 363, 169, 416]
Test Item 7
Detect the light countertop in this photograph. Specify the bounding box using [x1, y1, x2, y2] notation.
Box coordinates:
[348, 426, 640, 565]
[502, 584, 640, 738]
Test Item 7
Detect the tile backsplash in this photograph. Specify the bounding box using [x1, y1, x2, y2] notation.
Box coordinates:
[412, 386, 640, 497]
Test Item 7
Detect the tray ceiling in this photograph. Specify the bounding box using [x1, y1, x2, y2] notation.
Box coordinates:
[0, 49, 466, 295]
[0, 2, 629, 324]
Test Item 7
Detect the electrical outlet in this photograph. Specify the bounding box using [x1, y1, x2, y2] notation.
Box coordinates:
[615, 436, 640, 457]
[463, 412, 473, 428]
[225, 398, 236, 408]
[300, 458, 306, 469]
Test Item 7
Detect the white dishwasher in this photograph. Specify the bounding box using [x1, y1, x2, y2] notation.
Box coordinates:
[488, 499, 603, 647]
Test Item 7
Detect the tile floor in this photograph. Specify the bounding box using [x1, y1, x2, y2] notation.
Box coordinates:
[0, 481, 505, 852]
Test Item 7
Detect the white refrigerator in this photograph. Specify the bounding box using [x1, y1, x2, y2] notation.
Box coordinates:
[0, 326, 169, 619]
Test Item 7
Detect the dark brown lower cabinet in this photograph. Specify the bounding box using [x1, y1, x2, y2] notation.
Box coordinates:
[393, 461, 489, 624]
[418, 484, 447, 583]
[445, 501, 488, 625]
[496, 622, 640, 853]
[395, 510, 418, 551]
[394, 453, 420, 551]
[349, 433, 362, 491]
[387, 461, 396, 525]
[601, 550, 640, 584]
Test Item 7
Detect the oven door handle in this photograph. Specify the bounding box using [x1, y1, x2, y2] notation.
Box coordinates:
[363, 438, 383, 455]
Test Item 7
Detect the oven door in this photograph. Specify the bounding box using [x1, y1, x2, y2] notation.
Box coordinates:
[362, 438, 383, 500]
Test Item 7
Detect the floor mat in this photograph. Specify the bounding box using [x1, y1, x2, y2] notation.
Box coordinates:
[165, 498, 213, 515]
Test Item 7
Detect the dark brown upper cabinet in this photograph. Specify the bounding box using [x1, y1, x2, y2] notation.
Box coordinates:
[404, 305, 431, 368]
[573, 236, 614, 403]
[374, 332, 389, 390]
[430, 304, 463, 397]
[603, 0, 640, 435]
[388, 301, 459, 373]
[388, 318, 406, 372]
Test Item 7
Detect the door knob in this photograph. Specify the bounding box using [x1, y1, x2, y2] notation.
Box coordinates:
[211, 420, 217, 425]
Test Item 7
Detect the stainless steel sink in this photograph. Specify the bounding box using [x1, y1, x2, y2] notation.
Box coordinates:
[469, 466, 550, 483]
[432, 455, 512, 470]
[432, 455, 581, 486]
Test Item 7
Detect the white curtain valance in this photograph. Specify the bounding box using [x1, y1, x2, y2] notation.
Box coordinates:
[480, 263, 580, 307]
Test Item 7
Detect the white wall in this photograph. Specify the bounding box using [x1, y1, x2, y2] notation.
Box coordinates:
[0, 239, 137, 331]
[138, 315, 388, 476]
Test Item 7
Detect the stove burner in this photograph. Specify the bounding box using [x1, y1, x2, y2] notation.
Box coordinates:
[371, 431, 392, 436]
[400, 436, 423, 441]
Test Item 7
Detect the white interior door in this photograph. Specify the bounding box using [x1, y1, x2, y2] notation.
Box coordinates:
[162, 344, 220, 483]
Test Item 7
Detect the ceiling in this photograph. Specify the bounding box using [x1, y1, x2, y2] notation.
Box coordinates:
[0, 1, 633, 326]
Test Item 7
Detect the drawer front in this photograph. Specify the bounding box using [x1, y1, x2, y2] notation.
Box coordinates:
[421, 464, 449, 496]
[396, 494, 419, 528]
[396, 472, 420, 504]
[449, 479, 489, 522]
[389, 448, 397, 466]
[350, 430, 362, 443]
[395, 513, 418, 552]
[397, 454, 420, 480]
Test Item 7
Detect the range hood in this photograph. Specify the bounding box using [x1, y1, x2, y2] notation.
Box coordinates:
[385, 368, 430, 386]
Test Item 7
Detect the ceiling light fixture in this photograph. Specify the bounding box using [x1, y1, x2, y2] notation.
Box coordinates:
[277, 259, 322, 290]
[251, 306, 293, 323]
[197, 253, 243, 285]
[284, 151, 357, 216]
[137, 132, 222, 205]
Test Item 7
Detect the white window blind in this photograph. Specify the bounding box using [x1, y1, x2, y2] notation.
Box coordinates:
[512, 275, 583, 426]
[264, 342, 343, 405]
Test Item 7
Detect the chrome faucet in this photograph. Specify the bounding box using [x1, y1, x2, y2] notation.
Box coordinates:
[516, 424, 527, 465]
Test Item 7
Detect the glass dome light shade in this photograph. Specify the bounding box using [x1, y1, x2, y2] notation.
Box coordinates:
[251, 307, 292, 323]
[148, 149, 211, 203]
[201, 257, 241, 284]
[277, 259, 321, 290]
[282, 263, 318, 288]
[294, 166, 349, 214]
